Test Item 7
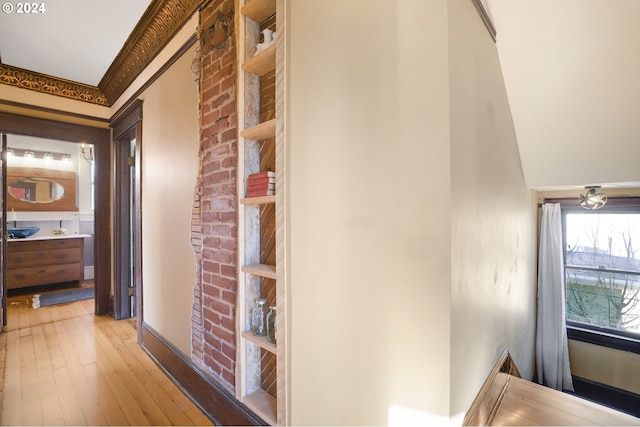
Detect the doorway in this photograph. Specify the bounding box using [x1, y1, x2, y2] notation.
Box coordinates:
[0, 112, 111, 323]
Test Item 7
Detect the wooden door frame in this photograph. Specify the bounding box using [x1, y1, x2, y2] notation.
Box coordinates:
[110, 100, 143, 327]
[1, 134, 6, 327]
[0, 112, 112, 315]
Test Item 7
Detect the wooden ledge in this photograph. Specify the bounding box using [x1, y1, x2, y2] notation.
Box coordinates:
[463, 349, 640, 426]
[463, 349, 519, 426]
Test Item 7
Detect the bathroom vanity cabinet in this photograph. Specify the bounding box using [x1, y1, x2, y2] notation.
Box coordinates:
[7, 236, 86, 290]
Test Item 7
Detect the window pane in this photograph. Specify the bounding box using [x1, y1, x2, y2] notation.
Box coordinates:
[566, 214, 640, 270]
[566, 268, 640, 333]
[565, 212, 640, 335]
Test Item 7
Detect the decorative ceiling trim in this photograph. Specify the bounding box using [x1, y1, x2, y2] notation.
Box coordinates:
[98, 0, 205, 104]
[0, 0, 204, 106]
[0, 64, 109, 106]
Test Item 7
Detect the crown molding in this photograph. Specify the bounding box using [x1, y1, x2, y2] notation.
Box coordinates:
[98, 0, 205, 104]
[0, 0, 204, 106]
[0, 64, 109, 106]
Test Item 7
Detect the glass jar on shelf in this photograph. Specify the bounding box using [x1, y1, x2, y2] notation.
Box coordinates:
[251, 298, 267, 336]
[267, 305, 276, 344]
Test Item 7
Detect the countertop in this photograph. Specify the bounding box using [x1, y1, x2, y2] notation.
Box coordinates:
[7, 233, 91, 242]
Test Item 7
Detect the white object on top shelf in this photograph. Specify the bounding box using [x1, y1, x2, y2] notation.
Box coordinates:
[254, 29, 275, 57]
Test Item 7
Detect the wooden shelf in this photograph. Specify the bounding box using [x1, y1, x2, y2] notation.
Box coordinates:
[242, 330, 277, 353]
[241, 195, 276, 205]
[240, 0, 275, 23]
[244, 389, 277, 426]
[240, 118, 276, 141]
[238, 0, 285, 423]
[242, 42, 276, 77]
[242, 263, 276, 279]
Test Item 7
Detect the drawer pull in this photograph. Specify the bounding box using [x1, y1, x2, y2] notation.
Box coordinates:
[16, 274, 24, 279]
[14, 257, 24, 263]
[57, 270, 66, 275]
[57, 254, 66, 259]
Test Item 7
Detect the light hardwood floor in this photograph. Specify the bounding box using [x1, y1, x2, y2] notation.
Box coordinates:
[0, 289, 213, 426]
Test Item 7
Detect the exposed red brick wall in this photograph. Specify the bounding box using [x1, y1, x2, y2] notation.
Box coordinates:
[191, 0, 237, 391]
[191, 175, 204, 366]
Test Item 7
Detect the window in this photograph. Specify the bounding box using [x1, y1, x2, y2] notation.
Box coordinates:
[562, 198, 640, 352]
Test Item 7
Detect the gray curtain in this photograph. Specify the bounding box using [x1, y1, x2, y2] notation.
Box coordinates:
[536, 203, 574, 391]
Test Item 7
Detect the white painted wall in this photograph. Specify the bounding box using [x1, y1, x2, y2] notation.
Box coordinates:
[569, 340, 640, 395]
[448, 0, 537, 420]
[287, 1, 539, 423]
[287, 1, 451, 424]
[138, 45, 200, 356]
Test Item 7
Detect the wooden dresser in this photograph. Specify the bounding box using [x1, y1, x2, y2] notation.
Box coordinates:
[7, 236, 85, 290]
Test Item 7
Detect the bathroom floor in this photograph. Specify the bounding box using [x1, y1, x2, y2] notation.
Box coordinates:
[7, 280, 95, 310]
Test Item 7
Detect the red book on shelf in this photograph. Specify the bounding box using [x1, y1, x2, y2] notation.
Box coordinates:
[246, 188, 275, 198]
[247, 187, 276, 193]
[248, 176, 275, 186]
[248, 182, 276, 190]
[248, 171, 275, 180]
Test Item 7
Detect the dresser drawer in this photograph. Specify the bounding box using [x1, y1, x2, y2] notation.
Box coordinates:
[9, 238, 82, 252]
[7, 247, 81, 269]
[7, 237, 86, 290]
[7, 262, 82, 289]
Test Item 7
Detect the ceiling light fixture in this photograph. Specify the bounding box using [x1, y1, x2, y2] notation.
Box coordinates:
[579, 186, 607, 210]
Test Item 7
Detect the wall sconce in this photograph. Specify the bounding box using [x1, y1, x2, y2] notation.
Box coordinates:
[8, 147, 72, 162]
[580, 186, 607, 210]
[81, 144, 94, 162]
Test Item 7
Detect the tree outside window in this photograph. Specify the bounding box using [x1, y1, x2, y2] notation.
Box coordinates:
[565, 213, 640, 334]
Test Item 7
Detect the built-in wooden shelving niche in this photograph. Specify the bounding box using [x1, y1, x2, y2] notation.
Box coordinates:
[237, 0, 286, 425]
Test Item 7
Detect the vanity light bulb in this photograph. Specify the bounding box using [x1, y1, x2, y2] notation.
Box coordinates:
[44, 152, 53, 161]
[62, 154, 71, 163]
[24, 150, 34, 160]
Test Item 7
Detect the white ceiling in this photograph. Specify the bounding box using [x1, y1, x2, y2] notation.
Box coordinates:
[0, 0, 151, 86]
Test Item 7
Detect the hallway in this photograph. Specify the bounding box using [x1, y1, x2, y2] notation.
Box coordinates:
[0, 292, 213, 425]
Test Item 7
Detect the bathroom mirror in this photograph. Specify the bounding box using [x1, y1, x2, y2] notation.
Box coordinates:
[7, 167, 78, 212]
[9, 177, 66, 203]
